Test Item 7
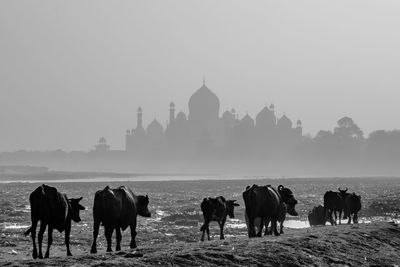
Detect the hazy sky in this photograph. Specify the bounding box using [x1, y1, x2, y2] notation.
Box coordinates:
[1, 1, 400, 152]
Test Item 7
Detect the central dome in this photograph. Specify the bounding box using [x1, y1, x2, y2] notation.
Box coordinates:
[188, 83, 220, 123]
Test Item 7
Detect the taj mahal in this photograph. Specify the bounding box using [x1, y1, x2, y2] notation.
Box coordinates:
[122, 80, 303, 159]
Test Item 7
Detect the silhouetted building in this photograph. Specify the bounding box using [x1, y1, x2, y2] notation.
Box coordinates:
[125, 79, 303, 158]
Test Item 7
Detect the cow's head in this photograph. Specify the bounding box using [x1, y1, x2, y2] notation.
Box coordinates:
[68, 197, 85, 223]
[136, 195, 151, 217]
[226, 200, 240, 219]
[278, 185, 298, 216]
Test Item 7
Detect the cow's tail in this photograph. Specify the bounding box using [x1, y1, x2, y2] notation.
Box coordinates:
[200, 224, 206, 232]
[24, 226, 32, 236]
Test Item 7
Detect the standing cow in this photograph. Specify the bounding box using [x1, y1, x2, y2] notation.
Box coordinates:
[200, 196, 239, 241]
[24, 184, 85, 259]
[323, 187, 349, 225]
[243, 185, 298, 237]
[343, 193, 362, 224]
[90, 186, 151, 253]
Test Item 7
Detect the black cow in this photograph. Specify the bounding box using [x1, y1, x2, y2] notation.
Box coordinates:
[323, 187, 348, 225]
[24, 184, 85, 259]
[308, 205, 329, 226]
[343, 193, 362, 224]
[243, 185, 298, 237]
[90, 186, 150, 253]
[200, 196, 239, 241]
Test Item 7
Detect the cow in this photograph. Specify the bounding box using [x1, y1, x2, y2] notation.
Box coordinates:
[323, 187, 349, 225]
[90, 186, 151, 253]
[260, 201, 287, 235]
[24, 184, 85, 259]
[308, 205, 329, 226]
[243, 184, 298, 237]
[343, 193, 362, 224]
[200, 196, 239, 241]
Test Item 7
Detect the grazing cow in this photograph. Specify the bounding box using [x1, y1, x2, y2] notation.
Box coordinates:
[24, 184, 85, 259]
[200, 196, 239, 241]
[90, 186, 150, 253]
[323, 187, 348, 225]
[243, 185, 298, 237]
[343, 193, 362, 224]
[308, 205, 329, 226]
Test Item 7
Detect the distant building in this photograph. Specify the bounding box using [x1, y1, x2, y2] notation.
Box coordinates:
[124, 80, 303, 158]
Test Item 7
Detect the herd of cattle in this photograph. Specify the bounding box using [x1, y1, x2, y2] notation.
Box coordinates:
[23, 183, 362, 259]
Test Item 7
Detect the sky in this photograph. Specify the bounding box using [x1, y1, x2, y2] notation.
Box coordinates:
[1, 0, 400, 152]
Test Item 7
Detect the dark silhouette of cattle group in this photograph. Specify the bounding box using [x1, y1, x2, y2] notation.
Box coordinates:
[24, 183, 362, 259]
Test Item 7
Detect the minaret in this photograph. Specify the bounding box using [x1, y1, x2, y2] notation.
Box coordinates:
[136, 107, 143, 130]
[169, 102, 175, 125]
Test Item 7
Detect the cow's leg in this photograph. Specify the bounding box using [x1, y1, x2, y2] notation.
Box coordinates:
[115, 227, 122, 251]
[206, 224, 211, 241]
[280, 221, 284, 234]
[44, 226, 53, 258]
[333, 210, 337, 225]
[218, 219, 225, 240]
[272, 219, 280, 236]
[65, 222, 72, 256]
[90, 218, 101, 254]
[37, 221, 46, 259]
[105, 226, 114, 252]
[200, 220, 209, 241]
[129, 217, 137, 249]
[256, 217, 263, 237]
[338, 210, 342, 225]
[248, 217, 256, 238]
[30, 219, 38, 259]
[347, 212, 352, 224]
[353, 213, 358, 224]
[265, 218, 272, 235]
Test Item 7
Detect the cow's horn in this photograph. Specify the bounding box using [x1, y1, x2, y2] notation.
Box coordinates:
[145, 194, 149, 200]
[278, 185, 284, 192]
[77, 197, 83, 202]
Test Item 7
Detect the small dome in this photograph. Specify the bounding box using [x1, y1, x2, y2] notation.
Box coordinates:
[297, 119, 302, 127]
[176, 111, 187, 122]
[269, 104, 275, 111]
[137, 107, 143, 113]
[126, 129, 130, 135]
[277, 115, 293, 128]
[147, 119, 163, 134]
[222, 110, 235, 121]
[170, 102, 175, 108]
[256, 106, 276, 127]
[231, 108, 236, 114]
[188, 83, 220, 122]
[240, 114, 255, 128]
[99, 137, 107, 144]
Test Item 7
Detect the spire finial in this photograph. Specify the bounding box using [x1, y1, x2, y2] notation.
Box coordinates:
[203, 76, 206, 86]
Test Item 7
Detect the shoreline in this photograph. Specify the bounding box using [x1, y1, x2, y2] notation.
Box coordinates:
[1, 171, 400, 184]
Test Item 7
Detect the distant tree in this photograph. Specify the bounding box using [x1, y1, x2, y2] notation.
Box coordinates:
[333, 117, 364, 140]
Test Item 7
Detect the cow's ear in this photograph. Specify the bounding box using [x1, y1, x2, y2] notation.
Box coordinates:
[145, 195, 149, 201]
[234, 203, 240, 207]
[78, 204, 85, 210]
[76, 197, 83, 202]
